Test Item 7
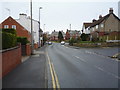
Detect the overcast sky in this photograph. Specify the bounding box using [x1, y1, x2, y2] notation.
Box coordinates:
[0, 0, 119, 33]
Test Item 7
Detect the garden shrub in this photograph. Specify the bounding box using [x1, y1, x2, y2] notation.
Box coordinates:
[81, 33, 89, 41]
[2, 32, 17, 49]
[69, 37, 77, 45]
[17, 37, 29, 45]
[2, 28, 16, 35]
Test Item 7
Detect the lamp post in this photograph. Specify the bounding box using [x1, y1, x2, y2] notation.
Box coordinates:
[30, 0, 34, 54]
[39, 7, 42, 47]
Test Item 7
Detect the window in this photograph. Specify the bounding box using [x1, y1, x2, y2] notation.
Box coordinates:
[101, 24, 104, 27]
[96, 25, 98, 29]
[12, 25, 16, 29]
[109, 29, 112, 32]
[4, 25, 9, 29]
[92, 27, 95, 31]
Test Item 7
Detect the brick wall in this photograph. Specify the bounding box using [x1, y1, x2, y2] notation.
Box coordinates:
[26, 44, 31, 56]
[1, 45, 22, 78]
[34, 43, 38, 49]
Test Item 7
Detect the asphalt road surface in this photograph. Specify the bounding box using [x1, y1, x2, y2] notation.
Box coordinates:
[47, 43, 119, 88]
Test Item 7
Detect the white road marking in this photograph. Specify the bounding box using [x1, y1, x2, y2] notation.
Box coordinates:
[75, 55, 120, 80]
[94, 65, 120, 79]
[85, 50, 119, 62]
[74, 56, 87, 63]
[94, 66, 104, 71]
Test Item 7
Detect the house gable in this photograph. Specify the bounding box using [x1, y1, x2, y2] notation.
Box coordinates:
[104, 14, 120, 32]
[1, 16, 31, 41]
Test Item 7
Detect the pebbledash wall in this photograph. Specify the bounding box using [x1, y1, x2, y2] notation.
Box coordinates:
[1, 44, 22, 78]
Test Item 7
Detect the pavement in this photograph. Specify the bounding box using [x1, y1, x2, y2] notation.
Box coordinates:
[2, 46, 47, 89]
[47, 43, 119, 88]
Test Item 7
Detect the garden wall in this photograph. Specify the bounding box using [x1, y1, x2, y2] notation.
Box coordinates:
[1, 44, 21, 78]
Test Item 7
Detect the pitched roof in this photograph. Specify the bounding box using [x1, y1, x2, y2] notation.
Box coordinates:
[90, 13, 120, 28]
[83, 23, 92, 29]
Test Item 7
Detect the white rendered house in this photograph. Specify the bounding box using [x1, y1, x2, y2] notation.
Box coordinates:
[16, 13, 40, 47]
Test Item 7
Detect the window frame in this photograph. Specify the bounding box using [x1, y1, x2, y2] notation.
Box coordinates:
[4, 25, 9, 29]
[101, 24, 104, 28]
[12, 25, 16, 29]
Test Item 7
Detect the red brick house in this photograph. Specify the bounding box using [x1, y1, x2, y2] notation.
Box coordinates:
[0, 16, 31, 42]
[65, 29, 81, 40]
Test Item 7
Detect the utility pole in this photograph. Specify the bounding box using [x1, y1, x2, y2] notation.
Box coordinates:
[39, 7, 42, 47]
[30, 0, 34, 54]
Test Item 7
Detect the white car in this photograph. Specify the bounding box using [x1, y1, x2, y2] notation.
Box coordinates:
[48, 41, 52, 45]
[61, 41, 65, 45]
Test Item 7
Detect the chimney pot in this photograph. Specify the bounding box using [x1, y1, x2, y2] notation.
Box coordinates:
[99, 15, 102, 19]
[109, 8, 113, 14]
[92, 19, 96, 22]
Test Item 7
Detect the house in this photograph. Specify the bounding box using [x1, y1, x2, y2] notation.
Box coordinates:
[89, 8, 120, 41]
[82, 23, 92, 34]
[65, 29, 81, 40]
[16, 13, 42, 48]
[50, 30, 59, 41]
[0, 16, 31, 41]
[50, 30, 65, 41]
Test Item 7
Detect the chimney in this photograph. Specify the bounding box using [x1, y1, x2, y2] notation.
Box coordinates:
[92, 19, 96, 22]
[19, 13, 27, 19]
[109, 8, 113, 14]
[99, 15, 102, 19]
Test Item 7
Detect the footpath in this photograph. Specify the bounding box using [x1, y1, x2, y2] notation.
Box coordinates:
[2, 46, 47, 89]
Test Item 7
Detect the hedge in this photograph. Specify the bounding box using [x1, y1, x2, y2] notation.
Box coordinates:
[17, 37, 29, 45]
[2, 32, 17, 49]
[1, 28, 17, 35]
[1, 28, 17, 49]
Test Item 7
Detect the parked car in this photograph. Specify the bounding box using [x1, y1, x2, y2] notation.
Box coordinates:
[48, 41, 52, 45]
[61, 41, 65, 45]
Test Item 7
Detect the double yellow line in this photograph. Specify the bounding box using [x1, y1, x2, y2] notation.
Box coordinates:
[46, 52, 60, 90]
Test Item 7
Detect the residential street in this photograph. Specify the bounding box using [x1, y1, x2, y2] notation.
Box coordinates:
[47, 43, 119, 88]
[2, 43, 119, 88]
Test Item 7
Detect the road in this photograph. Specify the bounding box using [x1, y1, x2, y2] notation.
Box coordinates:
[46, 43, 119, 88]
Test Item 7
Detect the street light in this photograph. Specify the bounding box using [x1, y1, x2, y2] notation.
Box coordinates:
[39, 7, 42, 48]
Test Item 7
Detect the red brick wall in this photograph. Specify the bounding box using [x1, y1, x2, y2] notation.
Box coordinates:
[34, 43, 38, 49]
[1, 45, 22, 78]
[1, 16, 31, 42]
[26, 44, 31, 56]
